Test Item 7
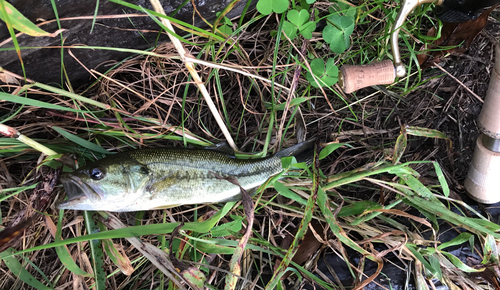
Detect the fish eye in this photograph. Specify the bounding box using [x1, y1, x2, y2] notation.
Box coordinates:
[90, 167, 106, 180]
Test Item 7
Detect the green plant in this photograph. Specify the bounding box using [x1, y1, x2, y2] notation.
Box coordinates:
[282, 9, 316, 40]
[322, 3, 357, 54]
[256, 0, 289, 15]
[306, 58, 339, 87]
[323, 14, 354, 53]
[215, 12, 233, 35]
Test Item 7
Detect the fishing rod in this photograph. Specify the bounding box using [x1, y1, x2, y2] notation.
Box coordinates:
[338, 0, 499, 93]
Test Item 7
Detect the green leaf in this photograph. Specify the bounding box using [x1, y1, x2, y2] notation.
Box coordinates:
[181, 267, 206, 289]
[483, 234, 499, 264]
[440, 251, 483, 272]
[218, 24, 232, 35]
[257, 0, 289, 15]
[306, 58, 338, 88]
[280, 156, 297, 169]
[0, 248, 52, 290]
[329, 2, 357, 19]
[0, 1, 51, 36]
[310, 57, 325, 75]
[428, 255, 442, 280]
[406, 244, 436, 273]
[282, 21, 297, 40]
[285, 9, 316, 39]
[433, 162, 449, 197]
[0, 92, 82, 113]
[54, 246, 92, 277]
[287, 9, 309, 27]
[437, 232, 473, 250]
[299, 21, 316, 39]
[319, 142, 344, 160]
[210, 216, 243, 237]
[273, 181, 308, 205]
[273, 97, 311, 110]
[52, 126, 112, 155]
[84, 212, 106, 290]
[323, 15, 354, 53]
[101, 238, 134, 275]
[338, 201, 381, 217]
[396, 172, 433, 198]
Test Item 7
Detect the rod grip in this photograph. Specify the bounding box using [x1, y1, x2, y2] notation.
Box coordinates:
[339, 60, 396, 93]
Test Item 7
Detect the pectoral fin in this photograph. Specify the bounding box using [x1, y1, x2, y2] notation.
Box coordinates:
[151, 204, 181, 210]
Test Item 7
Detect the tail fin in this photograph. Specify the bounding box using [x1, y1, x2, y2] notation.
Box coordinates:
[274, 138, 317, 165]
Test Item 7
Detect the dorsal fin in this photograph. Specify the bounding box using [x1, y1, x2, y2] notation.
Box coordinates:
[274, 138, 317, 165]
[205, 142, 235, 157]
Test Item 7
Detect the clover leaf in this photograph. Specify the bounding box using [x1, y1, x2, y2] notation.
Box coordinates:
[306, 58, 338, 88]
[215, 12, 233, 36]
[218, 25, 232, 35]
[323, 15, 354, 53]
[281, 9, 316, 40]
[329, 2, 357, 19]
[299, 21, 316, 39]
[287, 9, 309, 27]
[257, 0, 289, 15]
[282, 21, 297, 40]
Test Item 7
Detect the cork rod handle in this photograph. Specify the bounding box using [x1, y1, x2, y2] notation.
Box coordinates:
[339, 60, 396, 94]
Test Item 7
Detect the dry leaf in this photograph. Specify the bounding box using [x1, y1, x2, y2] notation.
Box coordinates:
[418, 5, 499, 68]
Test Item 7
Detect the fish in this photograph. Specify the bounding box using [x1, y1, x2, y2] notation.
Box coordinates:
[58, 139, 315, 212]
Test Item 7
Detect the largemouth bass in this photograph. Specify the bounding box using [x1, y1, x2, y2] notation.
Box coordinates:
[58, 140, 315, 212]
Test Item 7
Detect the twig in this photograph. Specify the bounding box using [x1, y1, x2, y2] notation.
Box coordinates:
[183, 56, 290, 91]
[433, 64, 483, 103]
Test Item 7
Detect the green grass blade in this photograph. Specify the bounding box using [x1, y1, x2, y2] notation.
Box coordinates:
[317, 186, 375, 260]
[4, 202, 235, 259]
[33, 83, 111, 110]
[0, 92, 83, 113]
[109, 0, 224, 41]
[0, 1, 50, 36]
[0, 248, 53, 289]
[273, 181, 307, 205]
[53, 210, 92, 277]
[52, 126, 112, 155]
[84, 211, 106, 290]
[432, 161, 449, 197]
[265, 154, 318, 289]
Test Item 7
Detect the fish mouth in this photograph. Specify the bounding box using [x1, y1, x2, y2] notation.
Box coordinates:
[57, 174, 102, 209]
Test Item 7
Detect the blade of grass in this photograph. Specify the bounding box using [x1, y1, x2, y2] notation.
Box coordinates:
[0, 1, 25, 79]
[97, 223, 135, 276]
[0, 92, 83, 113]
[4, 202, 236, 259]
[52, 126, 112, 155]
[0, 1, 52, 36]
[100, 212, 187, 290]
[45, 214, 92, 277]
[84, 211, 106, 290]
[0, 248, 53, 290]
[33, 83, 112, 110]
